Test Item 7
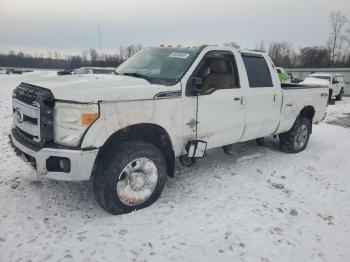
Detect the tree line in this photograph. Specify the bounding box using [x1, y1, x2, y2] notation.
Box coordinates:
[227, 11, 350, 68]
[1, 12, 350, 69]
[0, 44, 142, 69]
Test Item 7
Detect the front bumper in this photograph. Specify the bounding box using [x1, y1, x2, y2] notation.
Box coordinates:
[10, 133, 99, 181]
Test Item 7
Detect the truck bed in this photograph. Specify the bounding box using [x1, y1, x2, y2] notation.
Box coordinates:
[281, 83, 327, 90]
[276, 83, 328, 134]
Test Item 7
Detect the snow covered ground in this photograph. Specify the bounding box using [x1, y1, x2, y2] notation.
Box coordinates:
[0, 71, 350, 262]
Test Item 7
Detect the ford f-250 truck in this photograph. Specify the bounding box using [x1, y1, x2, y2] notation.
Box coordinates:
[10, 46, 328, 214]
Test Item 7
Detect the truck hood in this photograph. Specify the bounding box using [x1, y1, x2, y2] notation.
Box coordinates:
[300, 77, 330, 87]
[24, 74, 180, 102]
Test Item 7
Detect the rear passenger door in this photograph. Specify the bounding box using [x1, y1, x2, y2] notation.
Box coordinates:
[239, 53, 282, 141]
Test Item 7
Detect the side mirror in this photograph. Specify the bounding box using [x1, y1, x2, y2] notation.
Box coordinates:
[190, 76, 203, 95]
[186, 140, 207, 158]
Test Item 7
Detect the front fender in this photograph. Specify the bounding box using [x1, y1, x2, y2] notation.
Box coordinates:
[81, 99, 184, 156]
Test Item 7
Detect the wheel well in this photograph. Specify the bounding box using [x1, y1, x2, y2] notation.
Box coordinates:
[299, 106, 315, 132]
[96, 124, 175, 177]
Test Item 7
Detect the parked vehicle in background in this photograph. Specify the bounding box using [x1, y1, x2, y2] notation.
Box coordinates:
[0, 68, 8, 74]
[91, 68, 115, 74]
[276, 67, 291, 83]
[301, 73, 345, 101]
[10, 46, 328, 214]
[73, 67, 115, 75]
[57, 69, 73, 76]
[7, 68, 23, 74]
[287, 72, 302, 83]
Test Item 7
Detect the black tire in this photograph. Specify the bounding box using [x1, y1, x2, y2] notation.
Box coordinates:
[335, 88, 344, 101]
[279, 117, 311, 153]
[93, 141, 167, 215]
[256, 137, 265, 146]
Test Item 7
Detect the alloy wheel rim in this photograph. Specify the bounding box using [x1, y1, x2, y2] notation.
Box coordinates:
[117, 157, 158, 206]
[294, 124, 308, 150]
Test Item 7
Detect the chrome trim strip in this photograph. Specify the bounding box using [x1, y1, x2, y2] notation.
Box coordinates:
[12, 98, 41, 142]
[153, 91, 181, 99]
[12, 116, 40, 136]
[12, 98, 39, 118]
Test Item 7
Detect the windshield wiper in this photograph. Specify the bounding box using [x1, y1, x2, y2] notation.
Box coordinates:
[122, 72, 174, 85]
[123, 72, 151, 80]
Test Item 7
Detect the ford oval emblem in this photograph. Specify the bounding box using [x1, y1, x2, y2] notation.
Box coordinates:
[15, 108, 24, 123]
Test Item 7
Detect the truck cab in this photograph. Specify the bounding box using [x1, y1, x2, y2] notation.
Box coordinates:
[10, 46, 328, 214]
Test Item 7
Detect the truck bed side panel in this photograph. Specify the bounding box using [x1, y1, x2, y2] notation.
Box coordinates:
[276, 86, 328, 134]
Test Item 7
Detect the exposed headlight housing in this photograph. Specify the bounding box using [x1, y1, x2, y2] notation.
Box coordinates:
[53, 102, 99, 147]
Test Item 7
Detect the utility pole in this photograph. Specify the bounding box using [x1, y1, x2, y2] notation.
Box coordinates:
[97, 22, 102, 53]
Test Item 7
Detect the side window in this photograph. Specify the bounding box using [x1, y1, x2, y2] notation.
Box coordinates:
[241, 54, 273, 88]
[187, 51, 240, 96]
[332, 77, 337, 84]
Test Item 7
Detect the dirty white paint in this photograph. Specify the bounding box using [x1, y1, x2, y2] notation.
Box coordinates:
[12, 47, 328, 175]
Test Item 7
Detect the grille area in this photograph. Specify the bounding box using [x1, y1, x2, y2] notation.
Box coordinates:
[12, 83, 55, 148]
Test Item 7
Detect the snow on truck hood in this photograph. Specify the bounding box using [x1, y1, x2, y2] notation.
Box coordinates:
[23, 74, 178, 102]
[300, 77, 330, 87]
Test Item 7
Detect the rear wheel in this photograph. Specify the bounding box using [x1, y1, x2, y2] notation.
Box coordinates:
[279, 117, 311, 153]
[93, 141, 167, 214]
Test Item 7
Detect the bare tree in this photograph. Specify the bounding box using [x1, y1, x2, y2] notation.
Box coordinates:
[268, 41, 295, 67]
[124, 44, 143, 59]
[53, 51, 61, 60]
[81, 50, 89, 65]
[254, 40, 266, 52]
[328, 11, 348, 64]
[89, 48, 99, 65]
[223, 42, 240, 49]
[299, 46, 330, 68]
[119, 46, 125, 61]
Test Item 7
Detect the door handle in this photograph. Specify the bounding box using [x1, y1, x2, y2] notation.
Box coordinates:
[233, 97, 240, 101]
[186, 119, 199, 128]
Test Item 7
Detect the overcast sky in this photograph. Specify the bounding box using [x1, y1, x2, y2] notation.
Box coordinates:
[1, 0, 349, 55]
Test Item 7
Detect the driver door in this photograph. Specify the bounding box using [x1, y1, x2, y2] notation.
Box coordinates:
[181, 50, 245, 150]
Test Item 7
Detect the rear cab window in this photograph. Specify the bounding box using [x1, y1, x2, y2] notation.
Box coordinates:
[241, 54, 273, 88]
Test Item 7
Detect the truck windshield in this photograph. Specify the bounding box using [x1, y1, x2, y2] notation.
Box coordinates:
[115, 47, 199, 85]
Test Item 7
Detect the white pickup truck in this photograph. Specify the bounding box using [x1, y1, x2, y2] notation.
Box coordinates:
[301, 73, 346, 101]
[10, 46, 328, 214]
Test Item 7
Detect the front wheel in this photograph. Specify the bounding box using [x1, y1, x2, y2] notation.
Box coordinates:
[279, 117, 311, 153]
[93, 141, 167, 214]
